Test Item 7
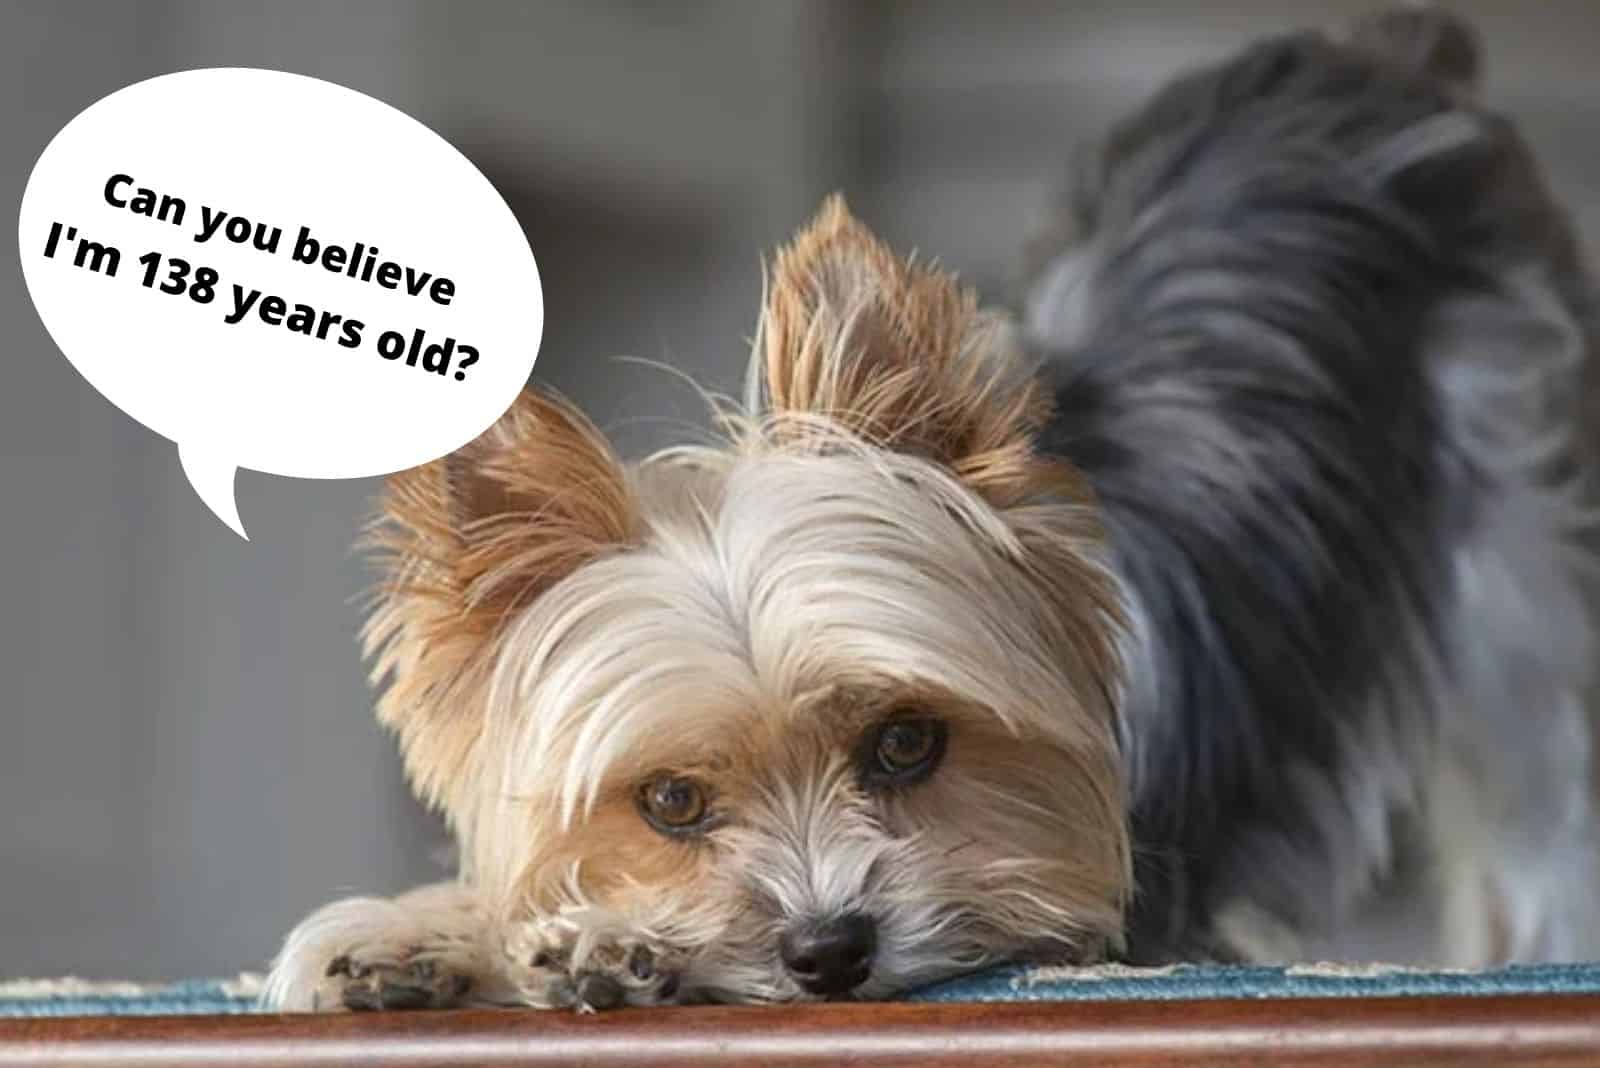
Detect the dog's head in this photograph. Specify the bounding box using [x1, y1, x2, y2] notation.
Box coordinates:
[364, 198, 1131, 1001]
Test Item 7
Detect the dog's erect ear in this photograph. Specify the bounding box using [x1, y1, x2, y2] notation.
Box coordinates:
[363, 388, 636, 817]
[752, 195, 1057, 507]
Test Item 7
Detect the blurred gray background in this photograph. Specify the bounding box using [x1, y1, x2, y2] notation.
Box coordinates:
[3, 1, 1597, 981]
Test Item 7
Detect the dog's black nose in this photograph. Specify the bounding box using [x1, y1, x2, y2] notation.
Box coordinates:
[780, 912, 877, 996]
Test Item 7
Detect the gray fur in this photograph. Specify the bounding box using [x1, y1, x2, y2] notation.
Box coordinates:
[1024, 10, 1600, 964]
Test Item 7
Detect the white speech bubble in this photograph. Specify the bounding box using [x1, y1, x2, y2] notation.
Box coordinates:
[17, 68, 542, 539]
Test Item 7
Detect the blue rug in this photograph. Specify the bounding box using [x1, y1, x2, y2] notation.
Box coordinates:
[5, 962, 1600, 1016]
[0, 976, 264, 1017]
[910, 961, 1600, 1002]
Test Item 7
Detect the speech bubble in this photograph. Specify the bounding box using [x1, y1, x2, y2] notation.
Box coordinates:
[17, 68, 542, 539]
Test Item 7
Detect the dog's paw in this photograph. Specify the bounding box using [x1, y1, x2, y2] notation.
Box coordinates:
[263, 887, 498, 1012]
[323, 951, 476, 1012]
[505, 909, 685, 1012]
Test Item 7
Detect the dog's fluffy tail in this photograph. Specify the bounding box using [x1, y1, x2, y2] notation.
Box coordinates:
[1347, 6, 1482, 92]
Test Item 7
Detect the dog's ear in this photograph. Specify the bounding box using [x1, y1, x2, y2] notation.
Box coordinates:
[363, 388, 636, 817]
[753, 195, 1058, 507]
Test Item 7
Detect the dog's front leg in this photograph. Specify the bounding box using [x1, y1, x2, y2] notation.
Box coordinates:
[263, 881, 517, 1012]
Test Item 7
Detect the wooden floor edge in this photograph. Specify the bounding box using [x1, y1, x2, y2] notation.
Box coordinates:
[2, 993, 1599, 1066]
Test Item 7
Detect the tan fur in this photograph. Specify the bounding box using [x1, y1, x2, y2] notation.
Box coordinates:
[270, 198, 1133, 1012]
[752, 195, 1075, 510]
[362, 389, 638, 817]
[503, 683, 1127, 998]
[756, 197, 1126, 776]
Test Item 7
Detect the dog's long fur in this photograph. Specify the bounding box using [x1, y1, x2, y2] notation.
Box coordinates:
[266, 9, 1600, 1012]
[1024, 7, 1600, 964]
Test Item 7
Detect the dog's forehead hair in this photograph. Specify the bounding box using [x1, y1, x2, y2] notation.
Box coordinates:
[572, 680, 951, 795]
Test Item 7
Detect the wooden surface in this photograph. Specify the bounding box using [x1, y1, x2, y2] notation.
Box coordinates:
[3, 995, 1600, 1067]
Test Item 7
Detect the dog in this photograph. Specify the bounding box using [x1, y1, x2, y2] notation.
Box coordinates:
[265, 8, 1600, 1012]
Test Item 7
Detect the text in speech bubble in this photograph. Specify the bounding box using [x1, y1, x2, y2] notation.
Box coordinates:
[17, 68, 542, 538]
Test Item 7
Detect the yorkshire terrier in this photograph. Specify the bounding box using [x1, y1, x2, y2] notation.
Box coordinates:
[266, 8, 1600, 1012]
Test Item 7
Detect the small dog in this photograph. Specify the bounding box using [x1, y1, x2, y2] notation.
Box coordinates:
[267, 8, 1600, 1012]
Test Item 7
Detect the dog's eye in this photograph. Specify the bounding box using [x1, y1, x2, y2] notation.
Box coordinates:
[862, 716, 947, 787]
[637, 774, 714, 837]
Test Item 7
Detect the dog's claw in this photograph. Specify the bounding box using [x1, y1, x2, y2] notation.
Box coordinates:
[329, 956, 473, 1012]
[576, 973, 625, 1011]
[343, 981, 431, 1011]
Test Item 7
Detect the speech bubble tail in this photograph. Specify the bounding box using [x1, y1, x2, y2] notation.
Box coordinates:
[179, 445, 248, 540]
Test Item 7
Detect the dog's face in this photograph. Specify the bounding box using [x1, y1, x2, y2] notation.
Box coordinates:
[364, 199, 1131, 1000]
